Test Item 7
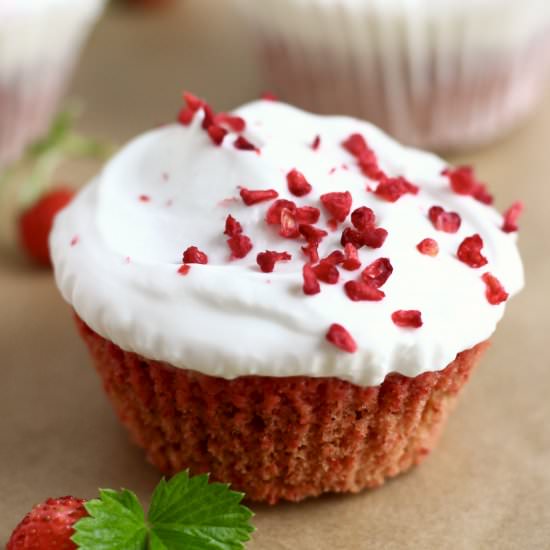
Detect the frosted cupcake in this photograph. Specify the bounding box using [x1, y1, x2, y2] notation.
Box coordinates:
[51, 94, 524, 503]
[0, 0, 106, 168]
[237, 0, 550, 150]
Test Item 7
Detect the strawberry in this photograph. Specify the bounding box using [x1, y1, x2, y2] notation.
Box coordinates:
[18, 187, 74, 267]
[7, 496, 87, 550]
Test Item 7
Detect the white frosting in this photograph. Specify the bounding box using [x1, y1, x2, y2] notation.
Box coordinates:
[51, 101, 524, 387]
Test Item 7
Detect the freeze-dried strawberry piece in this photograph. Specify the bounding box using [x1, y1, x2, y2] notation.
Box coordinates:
[320, 191, 352, 223]
[299, 224, 328, 244]
[302, 243, 320, 264]
[374, 176, 418, 202]
[261, 91, 278, 101]
[417, 238, 439, 256]
[342, 133, 368, 156]
[342, 243, 361, 271]
[443, 166, 494, 204]
[362, 226, 388, 249]
[392, 310, 423, 328]
[313, 261, 340, 284]
[472, 184, 493, 205]
[265, 199, 297, 225]
[457, 234, 488, 268]
[351, 206, 375, 231]
[182, 246, 208, 264]
[178, 264, 191, 276]
[224, 214, 242, 237]
[344, 280, 385, 302]
[227, 234, 253, 259]
[287, 169, 312, 197]
[240, 187, 279, 205]
[214, 113, 246, 132]
[139, 195, 151, 202]
[279, 208, 300, 238]
[177, 107, 195, 125]
[361, 257, 393, 288]
[183, 91, 204, 112]
[296, 206, 321, 224]
[303, 264, 320, 295]
[207, 124, 228, 146]
[256, 250, 292, 273]
[322, 250, 345, 265]
[428, 206, 461, 233]
[311, 135, 321, 150]
[326, 323, 357, 353]
[482, 273, 509, 305]
[234, 135, 260, 152]
[341, 227, 364, 249]
[201, 104, 216, 130]
[501, 201, 523, 233]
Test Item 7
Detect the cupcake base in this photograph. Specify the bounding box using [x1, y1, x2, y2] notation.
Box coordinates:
[75, 315, 488, 504]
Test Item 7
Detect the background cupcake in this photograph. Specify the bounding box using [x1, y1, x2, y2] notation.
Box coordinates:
[0, 0, 106, 169]
[237, 0, 550, 151]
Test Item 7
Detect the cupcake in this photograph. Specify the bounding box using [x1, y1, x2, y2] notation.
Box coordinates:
[0, 0, 106, 168]
[50, 94, 524, 504]
[237, 0, 550, 150]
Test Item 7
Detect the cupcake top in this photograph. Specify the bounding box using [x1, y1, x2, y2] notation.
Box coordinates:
[51, 97, 523, 387]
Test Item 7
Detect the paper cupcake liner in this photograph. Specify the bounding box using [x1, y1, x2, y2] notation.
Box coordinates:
[0, 1, 105, 167]
[75, 315, 488, 504]
[240, 0, 550, 150]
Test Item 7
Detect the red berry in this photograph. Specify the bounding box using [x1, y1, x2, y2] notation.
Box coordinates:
[183, 91, 204, 112]
[417, 238, 439, 256]
[265, 199, 297, 225]
[342, 133, 368, 157]
[313, 260, 340, 284]
[361, 226, 388, 249]
[457, 234, 488, 268]
[240, 187, 279, 206]
[279, 208, 300, 238]
[299, 224, 328, 244]
[224, 214, 243, 237]
[201, 103, 216, 130]
[227, 234, 253, 259]
[351, 206, 375, 231]
[311, 135, 321, 150]
[501, 201, 523, 233]
[443, 166, 494, 205]
[178, 264, 191, 276]
[342, 243, 361, 270]
[391, 310, 423, 328]
[326, 323, 357, 353]
[7, 496, 87, 550]
[177, 107, 195, 125]
[207, 124, 228, 146]
[344, 280, 385, 301]
[428, 206, 461, 233]
[322, 250, 345, 265]
[234, 135, 260, 152]
[341, 227, 364, 249]
[374, 176, 418, 203]
[481, 273, 509, 305]
[361, 257, 393, 288]
[295, 206, 321, 224]
[18, 187, 75, 266]
[303, 263, 320, 295]
[358, 150, 385, 181]
[301, 243, 320, 264]
[182, 245, 208, 264]
[286, 169, 312, 197]
[214, 113, 246, 132]
[320, 191, 352, 224]
[256, 250, 291, 273]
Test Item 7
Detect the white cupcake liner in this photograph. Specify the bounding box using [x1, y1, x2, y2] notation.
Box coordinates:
[0, 0, 106, 168]
[238, 0, 550, 150]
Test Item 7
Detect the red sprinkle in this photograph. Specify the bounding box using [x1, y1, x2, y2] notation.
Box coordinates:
[362, 226, 388, 249]
[266, 199, 296, 225]
[183, 91, 204, 112]
[311, 135, 321, 150]
[224, 215, 242, 237]
[326, 323, 357, 353]
[287, 169, 313, 197]
[502, 201, 524, 233]
[303, 264, 320, 295]
[214, 113, 246, 133]
[443, 166, 494, 205]
[351, 206, 376, 231]
[428, 206, 461, 233]
[234, 135, 260, 153]
[295, 206, 321, 224]
[482, 273, 509, 305]
[183, 246, 208, 264]
[227, 234, 253, 259]
[301, 243, 320, 264]
[299, 224, 328, 244]
[177, 264, 191, 276]
[207, 124, 228, 146]
[342, 243, 361, 271]
[313, 261, 340, 284]
[417, 238, 439, 256]
[139, 195, 151, 202]
[279, 208, 300, 238]
[361, 258, 393, 288]
[457, 234, 488, 268]
[240, 187, 279, 206]
[256, 250, 291, 273]
[374, 176, 419, 203]
[344, 280, 385, 301]
[391, 310, 423, 328]
[320, 191, 352, 224]
[341, 227, 364, 249]
[177, 107, 195, 126]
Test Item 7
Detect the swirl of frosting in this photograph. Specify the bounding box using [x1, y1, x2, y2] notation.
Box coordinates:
[50, 100, 523, 386]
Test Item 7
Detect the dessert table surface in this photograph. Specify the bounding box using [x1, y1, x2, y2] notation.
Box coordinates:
[1, 2, 549, 548]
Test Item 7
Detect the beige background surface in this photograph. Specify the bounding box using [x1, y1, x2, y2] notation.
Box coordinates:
[1, 2, 550, 548]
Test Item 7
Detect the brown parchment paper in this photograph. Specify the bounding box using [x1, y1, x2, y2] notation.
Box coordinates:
[1, 2, 549, 548]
